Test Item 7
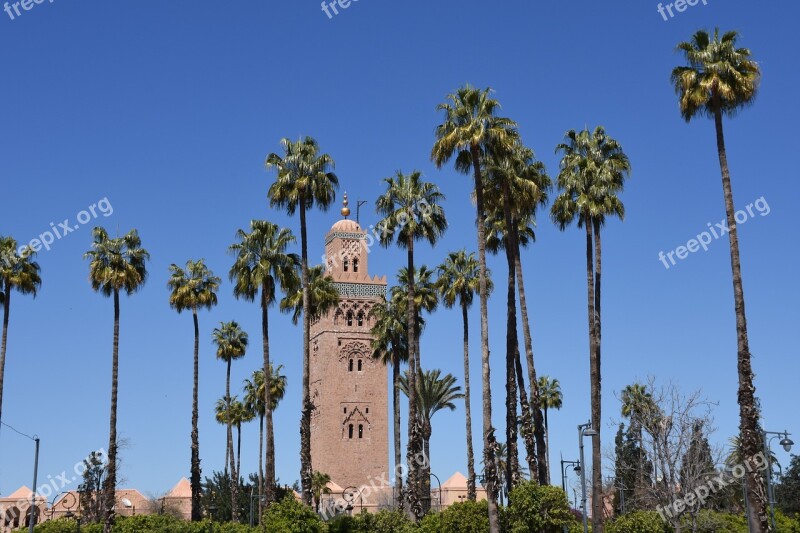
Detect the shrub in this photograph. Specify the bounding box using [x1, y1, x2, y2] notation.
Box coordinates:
[262, 495, 325, 533]
[506, 482, 577, 533]
[350, 509, 417, 533]
[34, 519, 103, 533]
[418, 500, 490, 533]
[606, 511, 672, 533]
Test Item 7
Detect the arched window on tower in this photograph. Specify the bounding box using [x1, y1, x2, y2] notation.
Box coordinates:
[343, 258, 349, 272]
[357, 312, 364, 327]
[346, 311, 353, 327]
[349, 359, 354, 372]
[353, 259, 359, 273]
[348, 424, 354, 439]
[358, 424, 364, 439]
[357, 359, 363, 372]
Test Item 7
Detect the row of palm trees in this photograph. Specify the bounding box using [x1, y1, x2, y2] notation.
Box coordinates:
[0, 26, 768, 533]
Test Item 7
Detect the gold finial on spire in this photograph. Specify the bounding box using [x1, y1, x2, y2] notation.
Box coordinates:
[341, 192, 351, 218]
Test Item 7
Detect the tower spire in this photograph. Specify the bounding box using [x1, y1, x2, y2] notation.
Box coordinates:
[341, 192, 351, 219]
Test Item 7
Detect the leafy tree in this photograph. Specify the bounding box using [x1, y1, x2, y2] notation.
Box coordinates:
[432, 84, 519, 533]
[212, 321, 249, 520]
[375, 170, 446, 518]
[267, 136, 339, 506]
[200, 470, 256, 524]
[0, 237, 41, 435]
[776, 455, 800, 516]
[84, 227, 149, 532]
[613, 423, 651, 514]
[168, 259, 220, 520]
[552, 127, 630, 533]
[435, 250, 488, 501]
[262, 494, 325, 533]
[671, 28, 765, 531]
[79, 450, 107, 524]
[605, 511, 671, 533]
[229, 219, 299, 506]
[506, 481, 577, 533]
[419, 500, 491, 533]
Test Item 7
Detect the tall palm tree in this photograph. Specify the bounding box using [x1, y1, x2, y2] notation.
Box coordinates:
[671, 29, 766, 531]
[229, 220, 299, 506]
[310, 471, 332, 513]
[267, 136, 338, 506]
[375, 171, 447, 518]
[486, 142, 553, 485]
[167, 259, 220, 521]
[369, 294, 410, 510]
[435, 250, 489, 501]
[243, 365, 287, 517]
[432, 84, 518, 533]
[84, 227, 149, 533]
[399, 369, 463, 512]
[0, 237, 41, 434]
[229, 398, 255, 487]
[552, 127, 630, 533]
[537, 376, 563, 484]
[279, 265, 339, 325]
[212, 321, 249, 521]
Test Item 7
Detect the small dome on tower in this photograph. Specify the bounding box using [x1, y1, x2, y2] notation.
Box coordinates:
[330, 219, 361, 232]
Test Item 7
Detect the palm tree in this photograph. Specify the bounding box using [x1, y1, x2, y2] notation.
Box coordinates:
[214, 397, 232, 474]
[84, 227, 149, 533]
[279, 265, 339, 325]
[671, 29, 765, 531]
[243, 365, 287, 517]
[399, 369, 463, 513]
[621, 383, 656, 502]
[552, 127, 630, 533]
[167, 259, 220, 521]
[537, 376, 563, 484]
[375, 170, 447, 517]
[212, 321, 249, 521]
[485, 141, 553, 485]
[267, 136, 338, 506]
[310, 471, 332, 513]
[229, 398, 255, 487]
[432, 84, 518, 533]
[369, 294, 410, 509]
[0, 237, 41, 434]
[435, 250, 488, 501]
[229, 220, 299, 506]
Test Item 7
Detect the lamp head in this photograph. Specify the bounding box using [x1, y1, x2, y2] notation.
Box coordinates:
[584, 428, 599, 437]
[780, 436, 794, 453]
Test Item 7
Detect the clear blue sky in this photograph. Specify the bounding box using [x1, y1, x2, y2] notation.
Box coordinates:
[1, 0, 798, 500]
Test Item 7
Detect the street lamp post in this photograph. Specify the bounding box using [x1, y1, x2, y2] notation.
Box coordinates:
[430, 473, 442, 512]
[579, 421, 598, 533]
[762, 429, 793, 531]
[560, 454, 580, 533]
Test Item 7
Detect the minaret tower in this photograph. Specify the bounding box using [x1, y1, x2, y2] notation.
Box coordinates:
[309, 193, 389, 494]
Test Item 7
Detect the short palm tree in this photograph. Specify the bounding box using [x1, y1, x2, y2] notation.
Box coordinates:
[0, 237, 41, 434]
[552, 126, 630, 533]
[84, 227, 149, 533]
[399, 369, 463, 512]
[267, 136, 338, 506]
[369, 294, 410, 510]
[167, 259, 220, 521]
[375, 170, 447, 518]
[243, 365, 287, 516]
[229, 398, 255, 485]
[310, 471, 332, 513]
[537, 376, 563, 484]
[212, 321, 249, 521]
[671, 29, 765, 530]
[621, 383, 657, 500]
[229, 220, 299, 505]
[432, 84, 518, 533]
[435, 250, 488, 501]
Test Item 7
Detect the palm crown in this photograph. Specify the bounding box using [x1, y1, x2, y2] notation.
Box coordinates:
[167, 259, 220, 313]
[0, 237, 41, 302]
[266, 136, 339, 214]
[435, 250, 488, 310]
[244, 366, 287, 414]
[84, 227, 149, 296]
[280, 265, 339, 324]
[212, 321, 249, 363]
[374, 170, 447, 249]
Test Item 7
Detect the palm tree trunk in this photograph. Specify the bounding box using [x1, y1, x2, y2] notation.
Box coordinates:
[237, 423, 242, 490]
[423, 429, 432, 512]
[103, 289, 120, 533]
[472, 144, 500, 533]
[0, 286, 10, 433]
[299, 200, 313, 507]
[258, 413, 264, 519]
[512, 224, 548, 485]
[461, 302, 476, 501]
[544, 408, 550, 484]
[586, 222, 602, 533]
[262, 287, 275, 506]
[405, 235, 423, 519]
[513, 345, 536, 478]
[713, 109, 768, 532]
[392, 347, 404, 510]
[190, 309, 202, 521]
[503, 233, 520, 495]
[227, 359, 238, 521]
